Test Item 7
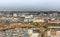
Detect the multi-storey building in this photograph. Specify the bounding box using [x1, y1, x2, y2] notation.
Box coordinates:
[0, 11, 60, 37]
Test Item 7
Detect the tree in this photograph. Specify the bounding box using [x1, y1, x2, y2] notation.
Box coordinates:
[34, 23, 49, 37]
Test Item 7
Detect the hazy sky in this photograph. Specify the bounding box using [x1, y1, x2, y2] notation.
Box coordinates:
[0, 0, 60, 11]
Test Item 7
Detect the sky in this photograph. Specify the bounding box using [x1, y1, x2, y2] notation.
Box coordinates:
[0, 0, 60, 11]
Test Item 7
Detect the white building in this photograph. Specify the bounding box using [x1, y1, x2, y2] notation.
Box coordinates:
[28, 29, 39, 37]
[33, 18, 45, 23]
[13, 13, 17, 17]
